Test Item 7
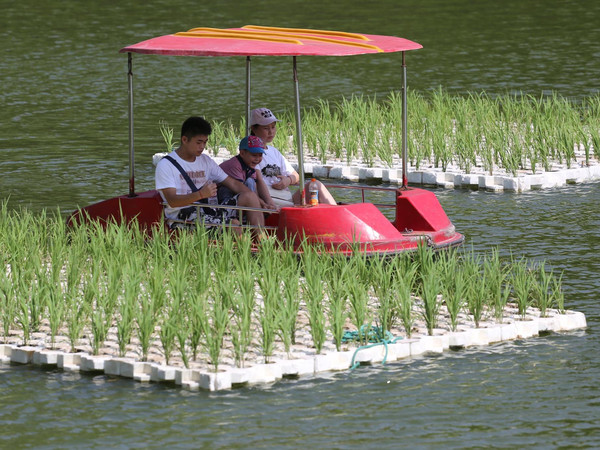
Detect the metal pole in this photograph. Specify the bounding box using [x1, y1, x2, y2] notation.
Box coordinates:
[245, 56, 251, 135]
[127, 52, 136, 197]
[401, 51, 408, 189]
[292, 57, 306, 204]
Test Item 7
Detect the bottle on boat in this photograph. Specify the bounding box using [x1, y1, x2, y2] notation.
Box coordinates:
[309, 178, 319, 206]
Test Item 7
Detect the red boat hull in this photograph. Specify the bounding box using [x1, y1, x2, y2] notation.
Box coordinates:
[67, 187, 463, 255]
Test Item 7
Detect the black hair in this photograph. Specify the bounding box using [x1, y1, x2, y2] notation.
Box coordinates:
[181, 116, 212, 139]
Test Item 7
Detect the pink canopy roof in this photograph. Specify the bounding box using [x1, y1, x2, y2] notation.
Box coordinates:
[120, 25, 422, 57]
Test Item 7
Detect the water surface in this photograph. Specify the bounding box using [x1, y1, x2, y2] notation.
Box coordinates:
[1, 0, 600, 447]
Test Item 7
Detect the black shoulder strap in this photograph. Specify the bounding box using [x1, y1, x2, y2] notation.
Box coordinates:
[163, 155, 199, 192]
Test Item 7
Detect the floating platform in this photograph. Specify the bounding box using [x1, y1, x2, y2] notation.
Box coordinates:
[0, 307, 587, 392]
[154, 149, 600, 193]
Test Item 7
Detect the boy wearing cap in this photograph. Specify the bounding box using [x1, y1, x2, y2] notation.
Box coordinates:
[250, 107, 336, 206]
[155, 116, 265, 230]
[218, 135, 277, 210]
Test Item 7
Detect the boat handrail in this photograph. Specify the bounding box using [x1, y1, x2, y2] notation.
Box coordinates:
[323, 183, 398, 208]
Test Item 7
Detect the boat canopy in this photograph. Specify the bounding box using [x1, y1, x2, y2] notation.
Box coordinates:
[120, 25, 422, 57]
[120, 25, 422, 197]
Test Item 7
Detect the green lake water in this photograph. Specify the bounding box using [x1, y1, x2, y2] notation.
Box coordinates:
[1, 0, 600, 447]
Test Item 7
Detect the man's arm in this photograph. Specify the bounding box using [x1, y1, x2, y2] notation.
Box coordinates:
[160, 183, 217, 207]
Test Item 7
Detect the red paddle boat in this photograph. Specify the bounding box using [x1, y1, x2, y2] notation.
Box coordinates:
[68, 25, 464, 255]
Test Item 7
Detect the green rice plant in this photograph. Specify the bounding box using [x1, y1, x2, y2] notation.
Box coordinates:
[117, 257, 140, 357]
[325, 255, 349, 352]
[462, 249, 485, 328]
[510, 256, 535, 320]
[187, 232, 212, 363]
[577, 124, 591, 167]
[589, 127, 600, 162]
[413, 241, 435, 293]
[277, 247, 302, 356]
[392, 256, 417, 338]
[483, 248, 510, 323]
[357, 96, 381, 166]
[203, 283, 230, 372]
[174, 305, 191, 369]
[437, 250, 464, 332]
[159, 120, 177, 152]
[453, 97, 478, 173]
[420, 264, 441, 336]
[187, 286, 208, 363]
[135, 253, 168, 361]
[158, 307, 178, 367]
[89, 268, 114, 356]
[228, 235, 255, 367]
[65, 259, 93, 352]
[15, 281, 33, 345]
[166, 252, 193, 366]
[135, 287, 157, 362]
[13, 252, 42, 345]
[312, 99, 333, 162]
[445, 266, 467, 332]
[301, 246, 327, 354]
[14, 246, 45, 336]
[371, 255, 397, 335]
[0, 267, 17, 343]
[147, 247, 170, 318]
[273, 111, 294, 154]
[43, 268, 65, 349]
[103, 258, 123, 319]
[302, 108, 320, 160]
[346, 253, 371, 345]
[256, 237, 281, 362]
[337, 96, 362, 163]
[531, 261, 554, 318]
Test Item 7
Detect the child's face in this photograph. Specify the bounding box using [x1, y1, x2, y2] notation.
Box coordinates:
[239, 149, 263, 168]
[181, 134, 208, 157]
[252, 122, 277, 145]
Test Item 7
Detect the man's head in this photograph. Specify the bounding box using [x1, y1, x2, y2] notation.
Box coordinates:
[179, 116, 212, 158]
[238, 135, 265, 168]
[181, 116, 212, 141]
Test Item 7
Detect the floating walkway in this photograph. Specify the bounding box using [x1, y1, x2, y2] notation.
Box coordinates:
[0, 307, 587, 392]
[154, 148, 600, 192]
[309, 161, 600, 192]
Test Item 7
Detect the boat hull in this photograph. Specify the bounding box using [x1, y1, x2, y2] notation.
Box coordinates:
[67, 187, 464, 255]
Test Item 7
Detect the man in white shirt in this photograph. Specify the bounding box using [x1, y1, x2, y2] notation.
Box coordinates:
[155, 116, 265, 231]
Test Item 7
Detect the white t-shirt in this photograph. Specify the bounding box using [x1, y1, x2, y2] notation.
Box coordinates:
[256, 145, 295, 188]
[155, 150, 228, 221]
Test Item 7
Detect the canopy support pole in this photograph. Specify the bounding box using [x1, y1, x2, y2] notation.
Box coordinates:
[292, 56, 306, 205]
[127, 52, 136, 197]
[401, 51, 408, 189]
[245, 56, 251, 135]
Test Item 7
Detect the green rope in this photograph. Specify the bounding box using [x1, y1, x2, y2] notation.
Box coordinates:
[343, 325, 403, 371]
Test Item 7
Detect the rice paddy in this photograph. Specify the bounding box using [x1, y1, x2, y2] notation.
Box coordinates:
[0, 202, 569, 373]
[207, 90, 600, 176]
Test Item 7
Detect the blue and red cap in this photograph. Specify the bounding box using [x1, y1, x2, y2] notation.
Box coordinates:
[239, 135, 265, 153]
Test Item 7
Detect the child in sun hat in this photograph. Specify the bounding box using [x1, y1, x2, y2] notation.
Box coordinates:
[250, 107, 337, 207]
[218, 135, 277, 210]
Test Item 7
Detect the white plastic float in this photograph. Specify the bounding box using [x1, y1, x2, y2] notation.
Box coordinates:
[0, 308, 587, 392]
